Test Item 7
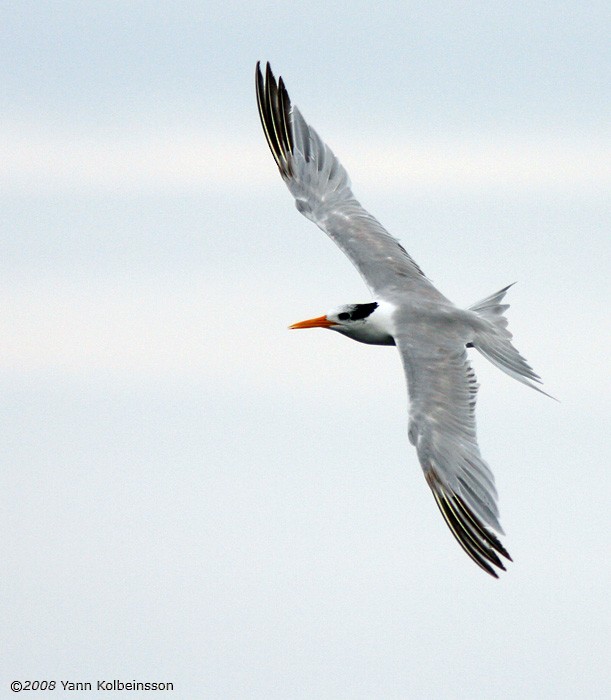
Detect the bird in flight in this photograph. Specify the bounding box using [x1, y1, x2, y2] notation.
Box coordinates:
[255, 62, 550, 577]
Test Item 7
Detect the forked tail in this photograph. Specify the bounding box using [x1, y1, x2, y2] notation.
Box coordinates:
[469, 284, 555, 399]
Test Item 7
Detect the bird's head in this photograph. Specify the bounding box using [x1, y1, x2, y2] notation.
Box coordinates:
[289, 302, 395, 346]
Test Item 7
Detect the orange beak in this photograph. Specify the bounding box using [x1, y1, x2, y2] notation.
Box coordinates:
[289, 314, 337, 330]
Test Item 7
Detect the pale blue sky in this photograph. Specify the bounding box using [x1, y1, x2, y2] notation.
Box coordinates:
[2, 2, 610, 698]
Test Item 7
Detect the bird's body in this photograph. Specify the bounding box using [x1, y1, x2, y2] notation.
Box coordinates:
[256, 62, 549, 577]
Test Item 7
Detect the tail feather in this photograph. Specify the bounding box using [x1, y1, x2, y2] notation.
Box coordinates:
[469, 284, 555, 399]
[469, 283, 514, 330]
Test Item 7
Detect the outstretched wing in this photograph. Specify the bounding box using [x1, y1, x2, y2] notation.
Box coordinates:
[256, 62, 441, 301]
[396, 326, 512, 577]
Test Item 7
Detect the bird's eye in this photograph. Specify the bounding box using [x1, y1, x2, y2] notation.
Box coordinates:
[338, 312, 350, 321]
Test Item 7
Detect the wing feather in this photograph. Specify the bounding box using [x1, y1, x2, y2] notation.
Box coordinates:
[255, 62, 436, 299]
[397, 330, 512, 577]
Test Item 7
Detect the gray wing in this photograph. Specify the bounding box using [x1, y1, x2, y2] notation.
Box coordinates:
[256, 62, 442, 300]
[395, 324, 512, 577]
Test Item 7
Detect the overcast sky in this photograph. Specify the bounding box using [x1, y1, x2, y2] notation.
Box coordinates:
[1, 2, 610, 698]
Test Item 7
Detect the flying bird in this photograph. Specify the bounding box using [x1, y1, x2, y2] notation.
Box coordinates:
[255, 62, 549, 577]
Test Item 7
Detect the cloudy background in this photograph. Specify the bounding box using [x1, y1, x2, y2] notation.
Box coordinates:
[2, 2, 609, 698]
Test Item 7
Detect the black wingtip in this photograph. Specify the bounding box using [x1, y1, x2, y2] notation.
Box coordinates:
[426, 470, 511, 578]
[255, 60, 294, 179]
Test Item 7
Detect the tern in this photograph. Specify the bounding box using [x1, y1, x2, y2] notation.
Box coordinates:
[256, 62, 550, 577]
